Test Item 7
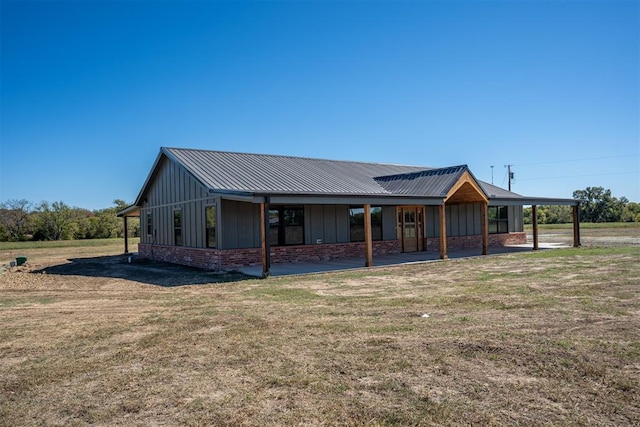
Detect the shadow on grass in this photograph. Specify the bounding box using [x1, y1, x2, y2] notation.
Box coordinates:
[33, 254, 254, 287]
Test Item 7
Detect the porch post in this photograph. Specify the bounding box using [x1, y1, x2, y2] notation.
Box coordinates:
[260, 197, 271, 278]
[123, 216, 130, 254]
[481, 203, 489, 255]
[439, 203, 448, 259]
[573, 204, 581, 247]
[364, 204, 373, 267]
[532, 205, 539, 250]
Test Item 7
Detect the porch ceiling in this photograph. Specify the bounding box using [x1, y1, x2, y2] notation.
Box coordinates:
[444, 171, 488, 205]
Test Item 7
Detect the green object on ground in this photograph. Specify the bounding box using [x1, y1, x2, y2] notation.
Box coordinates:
[16, 256, 27, 266]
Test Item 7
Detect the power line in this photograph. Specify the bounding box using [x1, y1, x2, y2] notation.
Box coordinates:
[516, 170, 639, 181]
[513, 153, 639, 167]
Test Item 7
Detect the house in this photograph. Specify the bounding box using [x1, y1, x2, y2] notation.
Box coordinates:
[118, 147, 580, 276]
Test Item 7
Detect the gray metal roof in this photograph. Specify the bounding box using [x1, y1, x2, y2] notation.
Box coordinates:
[129, 147, 577, 207]
[163, 147, 428, 196]
[374, 165, 470, 196]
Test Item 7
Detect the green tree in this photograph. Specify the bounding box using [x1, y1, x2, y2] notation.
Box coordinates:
[621, 202, 640, 222]
[0, 199, 33, 241]
[523, 205, 573, 224]
[572, 187, 626, 223]
[34, 201, 77, 240]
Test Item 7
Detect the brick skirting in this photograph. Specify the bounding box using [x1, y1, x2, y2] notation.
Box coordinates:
[425, 232, 527, 252]
[139, 239, 402, 270]
[139, 233, 525, 270]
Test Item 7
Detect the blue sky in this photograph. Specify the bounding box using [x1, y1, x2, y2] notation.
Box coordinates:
[1, 0, 638, 210]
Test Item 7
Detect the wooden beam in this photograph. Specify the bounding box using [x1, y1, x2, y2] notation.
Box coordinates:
[439, 203, 448, 259]
[364, 204, 373, 267]
[260, 198, 271, 278]
[481, 203, 488, 255]
[123, 216, 129, 254]
[573, 204, 581, 247]
[532, 205, 539, 251]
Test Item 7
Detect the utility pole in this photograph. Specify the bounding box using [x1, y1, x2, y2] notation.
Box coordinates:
[505, 164, 514, 191]
[490, 165, 494, 185]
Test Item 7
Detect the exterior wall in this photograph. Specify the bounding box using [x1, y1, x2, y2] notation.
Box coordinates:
[140, 157, 218, 249]
[509, 205, 524, 232]
[425, 203, 483, 238]
[425, 232, 527, 252]
[220, 200, 261, 249]
[425, 203, 524, 237]
[220, 202, 397, 249]
[139, 240, 401, 270]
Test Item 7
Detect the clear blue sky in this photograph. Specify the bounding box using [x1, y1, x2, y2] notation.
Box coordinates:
[1, 0, 638, 210]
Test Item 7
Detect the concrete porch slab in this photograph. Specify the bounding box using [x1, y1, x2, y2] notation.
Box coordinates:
[237, 243, 569, 277]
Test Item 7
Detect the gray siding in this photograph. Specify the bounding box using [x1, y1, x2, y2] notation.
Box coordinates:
[140, 157, 217, 248]
[220, 200, 261, 249]
[425, 203, 523, 237]
[381, 206, 397, 240]
[426, 203, 483, 238]
[509, 205, 524, 232]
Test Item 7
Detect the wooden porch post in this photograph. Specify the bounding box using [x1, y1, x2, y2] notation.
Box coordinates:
[260, 197, 271, 278]
[532, 205, 539, 250]
[439, 203, 448, 259]
[481, 203, 489, 255]
[573, 204, 581, 247]
[364, 204, 373, 267]
[123, 216, 129, 254]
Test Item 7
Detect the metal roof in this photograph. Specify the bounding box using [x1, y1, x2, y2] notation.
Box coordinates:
[163, 147, 428, 196]
[374, 165, 469, 196]
[128, 147, 578, 207]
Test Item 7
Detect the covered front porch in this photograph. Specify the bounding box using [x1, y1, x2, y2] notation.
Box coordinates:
[238, 240, 568, 277]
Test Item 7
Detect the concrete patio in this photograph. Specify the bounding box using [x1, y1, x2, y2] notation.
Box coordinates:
[238, 242, 569, 277]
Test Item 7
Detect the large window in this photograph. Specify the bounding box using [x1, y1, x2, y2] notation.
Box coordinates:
[174, 209, 182, 245]
[269, 206, 304, 246]
[205, 205, 216, 248]
[349, 206, 382, 242]
[488, 206, 508, 234]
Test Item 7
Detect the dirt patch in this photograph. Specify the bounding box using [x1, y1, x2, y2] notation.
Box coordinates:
[0, 234, 639, 426]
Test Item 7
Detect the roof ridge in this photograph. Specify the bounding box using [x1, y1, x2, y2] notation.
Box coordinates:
[162, 146, 430, 169]
[375, 165, 468, 181]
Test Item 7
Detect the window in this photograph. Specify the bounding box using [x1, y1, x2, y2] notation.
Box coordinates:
[269, 206, 304, 246]
[488, 206, 508, 234]
[205, 205, 216, 248]
[350, 206, 382, 242]
[146, 212, 152, 236]
[174, 209, 182, 245]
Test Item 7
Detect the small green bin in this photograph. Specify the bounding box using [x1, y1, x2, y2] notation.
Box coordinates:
[16, 256, 27, 266]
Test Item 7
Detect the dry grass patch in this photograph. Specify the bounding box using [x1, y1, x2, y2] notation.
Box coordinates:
[0, 238, 639, 426]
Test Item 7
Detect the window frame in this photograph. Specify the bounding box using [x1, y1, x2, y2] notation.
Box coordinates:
[146, 211, 153, 236]
[173, 209, 183, 246]
[488, 206, 509, 234]
[269, 206, 305, 246]
[205, 205, 217, 249]
[349, 206, 383, 242]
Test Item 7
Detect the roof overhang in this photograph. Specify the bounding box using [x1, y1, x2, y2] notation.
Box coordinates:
[488, 197, 580, 206]
[116, 205, 141, 218]
[217, 191, 445, 206]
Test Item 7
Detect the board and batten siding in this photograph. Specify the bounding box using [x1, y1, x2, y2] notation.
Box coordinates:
[220, 202, 398, 250]
[424, 203, 523, 237]
[140, 157, 218, 248]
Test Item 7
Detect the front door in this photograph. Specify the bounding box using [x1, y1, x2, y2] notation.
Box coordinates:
[397, 207, 424, 252]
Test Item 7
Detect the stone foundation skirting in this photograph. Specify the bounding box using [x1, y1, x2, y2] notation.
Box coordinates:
[139, 239, 402, 270]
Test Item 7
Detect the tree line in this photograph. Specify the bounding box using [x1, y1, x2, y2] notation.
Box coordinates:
[524, 186, 640, 224]
[0, 186, 637, 241]
[0, 199, 140, 242]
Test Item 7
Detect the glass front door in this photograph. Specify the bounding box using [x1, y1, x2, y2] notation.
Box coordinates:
[397, 207, 424, 252]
